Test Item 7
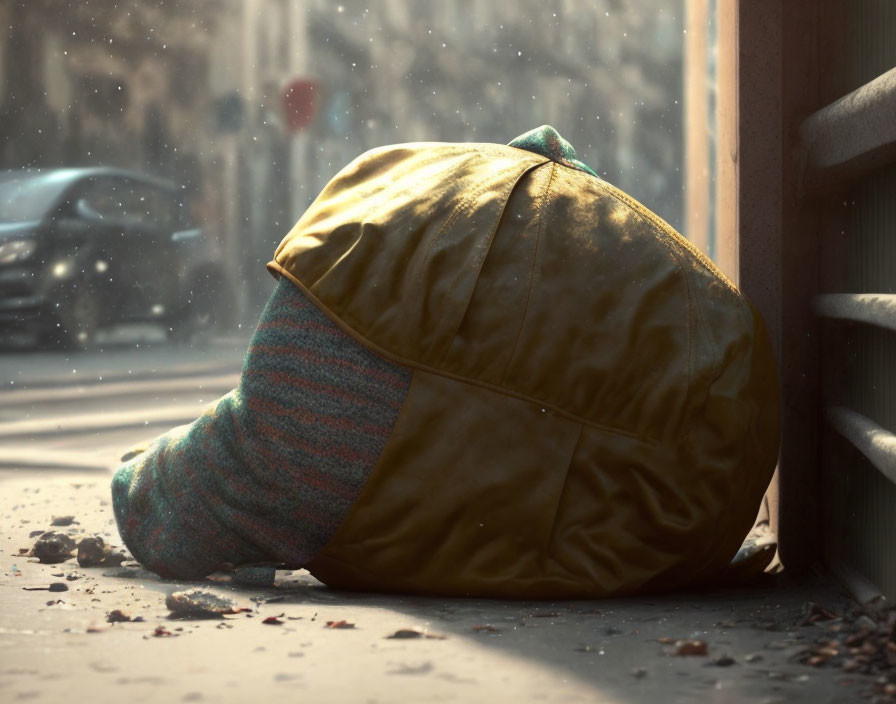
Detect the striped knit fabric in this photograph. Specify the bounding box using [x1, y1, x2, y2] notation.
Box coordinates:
[111, 278, 412, 579]
[508, 125, 599, 177]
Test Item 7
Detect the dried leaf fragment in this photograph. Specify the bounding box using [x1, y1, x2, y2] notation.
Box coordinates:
[673, 639, 708, 656]
[325, 620, 355, 629]
[107, 609, 142, 623]
[802, 602, 838, 625]
[472, 624, 500, 634]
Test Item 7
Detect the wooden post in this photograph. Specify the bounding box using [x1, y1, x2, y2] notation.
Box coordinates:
[716, 0, 822, 572]
[684, 0, 711, 257]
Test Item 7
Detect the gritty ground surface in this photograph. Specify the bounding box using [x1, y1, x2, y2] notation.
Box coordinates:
[2, 331, 891, 703]
[0, 473, 882, 704]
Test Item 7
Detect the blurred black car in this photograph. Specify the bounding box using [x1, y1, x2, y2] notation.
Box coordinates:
[0, 167, 231, 348]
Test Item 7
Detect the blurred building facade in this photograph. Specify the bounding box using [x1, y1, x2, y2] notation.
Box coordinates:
[0, 0, 685, 314]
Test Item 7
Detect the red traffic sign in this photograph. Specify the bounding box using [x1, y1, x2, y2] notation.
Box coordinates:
[283, 79, 317, 132]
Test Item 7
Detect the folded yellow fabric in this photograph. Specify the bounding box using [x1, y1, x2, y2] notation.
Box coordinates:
[267, 133, 781, 598]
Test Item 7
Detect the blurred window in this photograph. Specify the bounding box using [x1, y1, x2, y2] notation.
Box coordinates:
[0, 172, 71, 222]
[77, 177, 128, 222]
[126, 183, 179, 231]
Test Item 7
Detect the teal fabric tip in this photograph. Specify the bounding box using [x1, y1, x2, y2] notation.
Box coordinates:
[508, 125, 598, 178]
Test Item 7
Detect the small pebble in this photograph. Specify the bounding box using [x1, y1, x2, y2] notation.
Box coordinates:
[31, 532, 76, 564]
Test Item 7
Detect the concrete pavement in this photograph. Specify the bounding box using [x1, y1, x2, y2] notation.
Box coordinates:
[0, 471, 879, 704]
[0, 334, 886, 703]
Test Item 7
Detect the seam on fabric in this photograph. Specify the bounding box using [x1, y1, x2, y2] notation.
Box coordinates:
[500, 161, 557, 385]
[599, 179, 739, 296]
[410, 160, 547, 313]
[661, 239, 698, 421]
[435, 159, 553, 367]
[269, 262, 653, 444]
[544, 421, 584, 561]
[308, 369, 421, 560]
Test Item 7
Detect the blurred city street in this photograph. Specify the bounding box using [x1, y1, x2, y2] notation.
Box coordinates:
[2, 1, 894, 702]
[0, 327, 248, 474]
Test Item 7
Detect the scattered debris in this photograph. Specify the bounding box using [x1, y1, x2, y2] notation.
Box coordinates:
[165, 588, 250, 618]
[65, 573, 81, 581]
[325, 620, 355, 629]
[388, 629, 423, 639]
[711, 654, 736, 667]
[77, 536, 126, 568]
[801, 602, 838, 626]
[472, 624, 500, 634]
[745, 653, 764, 663]
[86, 624, 108, 633]
[671, 639, 708, 656]
[30, 532, 76, 564]
[152, 625, 177, 637]
[386, 629, 447, 640]
[51, 515, 77, 527]
[262, 615, 284, 625]
[107, 609, 143, 623]
[631, 667, 648, 679]
[22, 582, 68, 592]
[793, 604, 895, 698]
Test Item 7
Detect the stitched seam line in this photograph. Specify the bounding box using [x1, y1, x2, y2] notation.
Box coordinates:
[267, 262, 652, 444]
[410, 161, 545, 299]
[435, 159, 552, 366]
[500, 161, 557, 385]
[600, 179, 739, 296]
[544, 422, 584, 558]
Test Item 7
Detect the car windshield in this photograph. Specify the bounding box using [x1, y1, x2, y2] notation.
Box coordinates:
[0, 172, 74, 223]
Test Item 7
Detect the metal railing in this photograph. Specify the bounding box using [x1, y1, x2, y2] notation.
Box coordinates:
[806, 66, 896, 491]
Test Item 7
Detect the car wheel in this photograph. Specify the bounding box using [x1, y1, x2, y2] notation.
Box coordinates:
[43, 284, 102, 350]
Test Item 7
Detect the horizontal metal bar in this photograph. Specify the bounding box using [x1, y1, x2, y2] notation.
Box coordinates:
[826, 406, 896, 487]
[813, 293, 896, 331]
[827, 559, 886, 607]
[799, 66, 896, 192]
